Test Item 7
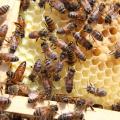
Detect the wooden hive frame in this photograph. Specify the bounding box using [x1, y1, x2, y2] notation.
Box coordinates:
[0, 0, 120, 120]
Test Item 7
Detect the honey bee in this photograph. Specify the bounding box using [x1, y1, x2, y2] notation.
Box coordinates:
[68, 42, 86, 61]
[14, 15, 26, 38]
[58, 111, 85, 120]
[0, 24, 8, 47]
[44, 16, 56, 32]
[66, 47, 77, 65]
[29, 28, 49, 41]
[33, 105, 58, 120]
[6, 61, 26, 84]
[83, 24, 103, 41]
[105, 3, 120, 24]
[73, 32, 93, 50]
[49, 0, 66, 14]
[64, 67, 75, 93]
[20, 0, 30, 11]
[28, 91, 48, 108]
[29, 59, 42, 82]
[7, 83, 29, 96]
[53, 61, 64, 81]
[60, 0, 80, 11]
[40, 68, 52, 96]
[0, 96, 11, 109]
[9, 34, 21, 54]
[0, 53, 19, 63]
[68, 10, 87, 21]
[51, 94, 72, 104]
[112, 102, 120, 111]
[57, 22, 77, 34]
[86, 83, 107, 97]
[88, 3, 105, 24]
[41, 42, 58, 60]
[78, 0, 92, 14]
[60, 50, 68, 61]
[0, 5, 10, 16]
[49, 35, 67, 51]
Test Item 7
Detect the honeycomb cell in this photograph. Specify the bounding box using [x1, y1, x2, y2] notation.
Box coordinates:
[97, 72, 105, 80]
[82, 69, 89, 77]
[102, 29, 109, 37]
[98, 62, 106, 71]
[109, 27, 117, 35]
[105, 68, 112, 77]
[92, 58, 100, 65]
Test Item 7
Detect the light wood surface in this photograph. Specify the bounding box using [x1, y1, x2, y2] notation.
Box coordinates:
[0, 0, 120, 120]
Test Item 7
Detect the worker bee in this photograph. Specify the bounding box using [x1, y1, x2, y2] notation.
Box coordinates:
[64, 67, 75, 93]
[14, 15, 26, 38]
[40, 68, 52, 96]
[28, 91, 47, 107]
[68, 42, 86, 61]
[6, 83, 29, 96]
[51, 94, 72, 104]
[53, 61, 64, 81]
[44, 16, 56, 32]
[88, 3, 105, 24]
[73, 32, 93, 50]
[112, 102, 120, 111]
[86, 83, 107, 97]
[49, 35, 67, 51]
[60, 0, 80, 11]
[49, 0, 66, 14]
[0, 96, 11, 109]
[33, 105, 58, 120]
[60, 50, 68, 62]
[83, 24, 103, 41]
[74, 97, 94, 111]
[20, 0, 30, 11]
[9, 34, 21, 54]
[29, 28, 49, 41]
[29, 59, 42, 82]
[58, 111, 85, 120]
[66, 47, 77, 65]
[105, 3, 120, 24]
[57, 22, 77, 34]
[0, 24, 8, 47]
[68, 10, 87, 21]
[79, 0, 92, 14]
[6, 61, 26, 84]
[0, 5, 10, 16]
[41, 42, 58, 60]
[0, 53, 19, 63]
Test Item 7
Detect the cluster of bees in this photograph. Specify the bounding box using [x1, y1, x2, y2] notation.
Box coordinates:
[0, 0, 120, 119]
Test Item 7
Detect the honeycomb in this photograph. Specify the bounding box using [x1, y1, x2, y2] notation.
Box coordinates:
[12, 0, 120, 109]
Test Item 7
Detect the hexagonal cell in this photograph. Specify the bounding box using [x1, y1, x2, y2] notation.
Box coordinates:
[97, 72, 105, 80]
[98, 62, 106, 71]
[82, 69, 90, 77]
[102, 29, 110, 37]
[92, 58, 100, 65]
[105, 68, 112, 77]
[104, 78, 113, 86]
[90, 66, 98, 74]
[83, 60, 91, 68]
[105, 60, 113, 68]
[89, 75, 98, 84]
[108, 35, 117, 43]
[109, 27, 117, 35]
